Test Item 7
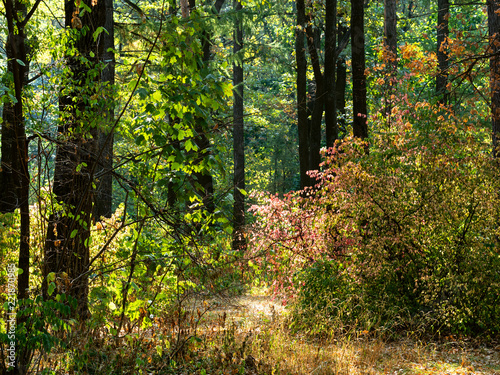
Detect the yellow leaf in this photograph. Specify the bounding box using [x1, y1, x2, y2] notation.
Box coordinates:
[152, 91, 162, 102]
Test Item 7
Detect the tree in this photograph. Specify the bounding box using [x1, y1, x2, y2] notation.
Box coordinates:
[383, 0, 397, 120]
[2, 0, 35, 303]
[2, 1, 40, 371]
[351, 0, 368, 139]
[489, 0, 500, 157]
[296, 0, 310, 189]
[336, 15, 348, 136]
[94, 0, 115, 219]
[305, 17, 324, 176]
[384, 0, 397, 64]
[194, 0, 226, 215]
[324, 0, 337, 148]
[43, 0, 106, 320]
[296, 0, 345, 187]
[233, 0, 245, 250]
[436, 0, 449, 104]
[0, 0, 28, 215]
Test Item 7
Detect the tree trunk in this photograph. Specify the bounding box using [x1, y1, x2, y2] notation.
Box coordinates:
[3, 0, 31, 300]
[305, 22, 324, 173]
[325, 0, 337, 148]
[489, 0, 500, 157]
[190, 0, 225, 215]
[232, 0, 245, 251]
[384, 0, 397, 65]
[2, 1, 34, 373]
[336, 57, 347, 134]
[384, 0, 397, 119]
[351, 0, 368, 139]
[95, 0, 115, 219]
[0, 0, 30, 215]
[336, 17, 348, 136]
[296, 0, 310, 188]
[43, 0, 106, 320]
[436, 0, 449, 104]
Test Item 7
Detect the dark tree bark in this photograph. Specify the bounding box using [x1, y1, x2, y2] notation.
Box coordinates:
[351, 0, 368, 139]
[2, 1, 37, 373]
[436, 0, 450, 104]
[384, 0, 397, 65]
[95, 0, 115, 219]
[325, 0, 337, 148]
[336, 17, 348, 136]
[43, 0, 106, 320]
[305, 22, 324, 173]
[336, 57, 347, 134]
[2, 0, 31, 302]
[488, 0, 500, 157]
[232, 0, 245, 251]
[190, 0, 225, 215]
[296, 0, 310, 188]
[384, 0, 397, 119]
[0, 0, 30, 215]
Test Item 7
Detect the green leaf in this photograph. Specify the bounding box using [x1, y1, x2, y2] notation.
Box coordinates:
[93, 26, 107, 41]
[185, 139, 196, 152]
[178, 129, 185, 140]
[151, 90, 162, 102]
[70, 229, 78, 239]
[15, 59, 26, 66]
[130, 281, 140, 291]
[48, 282, 56, 296]
[80, 2, 91, 12]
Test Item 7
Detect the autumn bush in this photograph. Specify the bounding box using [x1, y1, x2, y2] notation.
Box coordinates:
[249, 104, 500, 336]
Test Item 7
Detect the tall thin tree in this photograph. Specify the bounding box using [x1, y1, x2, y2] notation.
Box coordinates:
[94, 0, 115, 219]
[305, 20, 324, 173]
[232, 0, 245, 250]
[488, 0, 500, 157]
[2, 0, 33, 304]
[384, 0, 397, 120]
[336, 16, 348, 136]
[2, 1, 40, 372]
[351, 0, 368, 139]
[296, 0, 310, 188]
[325, 0, 337, 148]
[436, 0, 450, 104]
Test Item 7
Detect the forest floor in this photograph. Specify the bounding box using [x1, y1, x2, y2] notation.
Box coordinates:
[36, 290, 500, 374]
[197, 291, 500, 375]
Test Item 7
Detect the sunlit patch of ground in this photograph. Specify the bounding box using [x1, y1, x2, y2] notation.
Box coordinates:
[201, 292, 500, 375]
[37, 291, 500, 374]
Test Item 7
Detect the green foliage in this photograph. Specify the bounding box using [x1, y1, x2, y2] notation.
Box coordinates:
[0, 294, 76, 371]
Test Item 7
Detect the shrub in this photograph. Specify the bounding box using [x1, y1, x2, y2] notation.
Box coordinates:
[249, 104, 500, 336]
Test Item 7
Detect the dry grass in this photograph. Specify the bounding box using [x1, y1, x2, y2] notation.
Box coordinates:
[28, 291, 500, 374]
[194, 293, 500, 375]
